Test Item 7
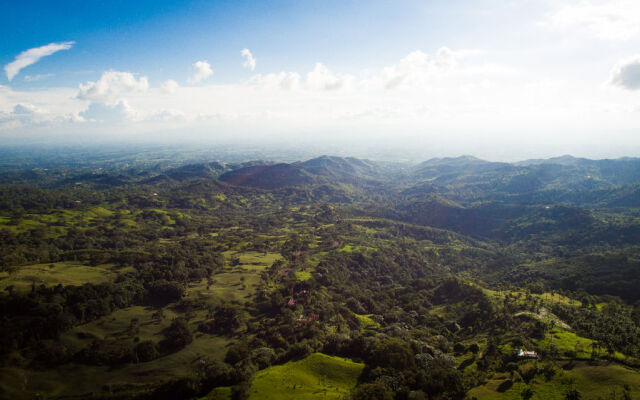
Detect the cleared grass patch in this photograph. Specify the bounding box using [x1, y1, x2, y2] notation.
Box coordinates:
[186, 251, 281, 305]
[355, 314, 380, 331]
[0, 262, 117, 292]
[237, 251, 282, 266]
[534, 327, 627, 362]
[248, 353, 364, 400]
[60, 305, 179, 352]
[295, 270, 313, 281]
[188, 268, 262, 306]
[337, 244, 376, 253]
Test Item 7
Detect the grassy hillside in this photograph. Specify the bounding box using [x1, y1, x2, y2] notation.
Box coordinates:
[246, 353, 364, 400]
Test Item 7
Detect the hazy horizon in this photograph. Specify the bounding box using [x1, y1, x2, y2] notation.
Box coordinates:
[0, 141, 637, 166]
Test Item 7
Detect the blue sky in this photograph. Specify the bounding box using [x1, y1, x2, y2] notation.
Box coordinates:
[1, 0, 640, 160]
[1, 0, 476, 85]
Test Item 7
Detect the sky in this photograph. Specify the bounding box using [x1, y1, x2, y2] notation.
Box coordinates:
[1, 0, 640, 161]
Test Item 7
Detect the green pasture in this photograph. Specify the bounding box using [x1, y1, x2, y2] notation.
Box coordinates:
[534, 327, 627, 362]
[186, 251, 280, 305]
[246, 353, 364, 400]
[0, 262, 117, 292]
[60, 305, 179, 351]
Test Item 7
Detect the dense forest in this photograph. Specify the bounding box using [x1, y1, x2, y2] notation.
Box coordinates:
[1, 150, 640, 400]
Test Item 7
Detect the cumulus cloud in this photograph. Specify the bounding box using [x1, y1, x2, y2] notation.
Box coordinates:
[548, 0, 640, 40]
[241, 48, 256, 71]
[79, 99, 138, 123]
[188, 61, 213, 83]
[4, 41, 74, 81]
[378, 47, 457, 89]
[77, 71, 149, 104]
[609, 55, 640, 90]
[305, 63, 353, 91]
[161, 79, 179, 94]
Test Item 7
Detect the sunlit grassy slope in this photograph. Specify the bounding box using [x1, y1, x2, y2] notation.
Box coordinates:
[246, 353, 364, 400]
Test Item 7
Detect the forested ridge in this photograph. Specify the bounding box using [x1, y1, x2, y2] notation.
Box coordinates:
[1, 152, 640, 400]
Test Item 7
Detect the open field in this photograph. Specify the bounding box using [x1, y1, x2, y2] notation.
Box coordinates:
[185, 251, 282, 306]
[60, 305, 179, 351]
[480, 287, 582, 307]
[246, 353, 364, 400]
[533, 327, 628, 362]
[0, 262, 118, 292]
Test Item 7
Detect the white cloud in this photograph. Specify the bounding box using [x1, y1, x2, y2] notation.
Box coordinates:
[0, 103, 66, 130]
[609, 55, 640, 90]
[12, 103, 43, 115]
[548, 0, 640, 40]
[250, 71, 301, 90]
[378, 47, 457, 89]
[24, 73, 55, 82]
[457, 63, 519, 77]
[451, 49, 486, 59]
[4, 41, 74, 81]
[77, 71, 149, 104]
[79, 99, 138, 123]
[241, 49, 256, 71]
[146, 109, 186, 122]
[305, 63, 353, 91]
[161, 79, 179, 94]
[188, 61, 213, 84]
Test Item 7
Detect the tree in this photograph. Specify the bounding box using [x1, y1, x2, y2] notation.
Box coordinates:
[134, 340, 159, 362]
[521, 387, 534, 400]
[161, 318, 192, 352]
[208, 303, 243, 335]
[146, 280, 185, 306]
[564, 388, 581, 400]
[351, 382, 393, 400]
